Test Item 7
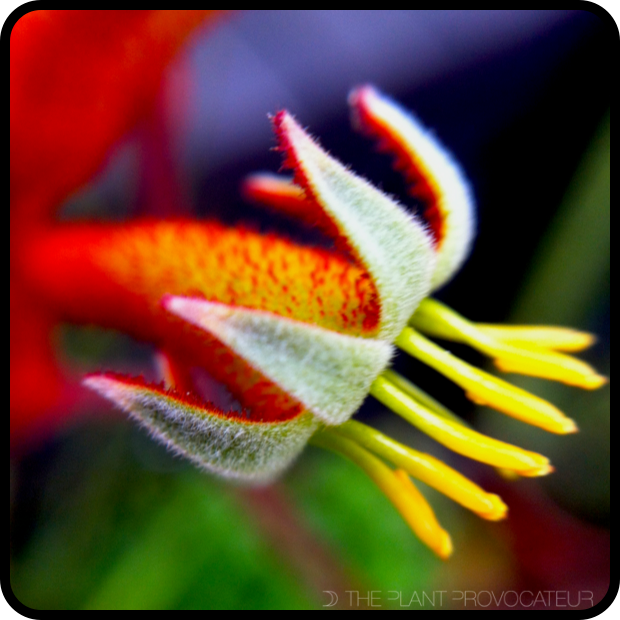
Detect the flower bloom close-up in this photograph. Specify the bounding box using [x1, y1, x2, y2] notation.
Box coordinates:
[10, 9, 611, 611]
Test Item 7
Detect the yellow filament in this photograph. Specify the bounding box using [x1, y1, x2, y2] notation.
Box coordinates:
[335, 420, 507, 520]
[382, 369, 521, 480]
[393, 470, 453, 559]
[382, 368, 467, 426]
[395, 327, 577, 434]
[370, 375, 553, 477]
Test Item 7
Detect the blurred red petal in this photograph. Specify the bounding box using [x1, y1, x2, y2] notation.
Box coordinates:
[10, 10, 220, 225]
[10, 10, 222, 445]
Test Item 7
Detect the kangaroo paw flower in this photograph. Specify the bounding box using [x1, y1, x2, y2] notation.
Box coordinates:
[32, 85, 604, 557]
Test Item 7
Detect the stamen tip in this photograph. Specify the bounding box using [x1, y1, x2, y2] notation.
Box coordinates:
[579, 333, 598, 350]
[563, 419, 579, 434]
[548, 416, 579, 435]
[585, 374, 608, 390]
[478, 494, 509, 521]
[436, 531, 453, 560]
[531, 462, 555, 477]
[518, 456, 555, 477]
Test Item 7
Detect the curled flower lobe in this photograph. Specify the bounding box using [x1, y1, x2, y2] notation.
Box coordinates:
[349, 85, 475, 290]
[84, 373, 317, 481]
[272, 110, 435, 341]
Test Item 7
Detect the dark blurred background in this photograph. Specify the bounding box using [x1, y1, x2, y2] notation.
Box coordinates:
[11, 10, 611, 610]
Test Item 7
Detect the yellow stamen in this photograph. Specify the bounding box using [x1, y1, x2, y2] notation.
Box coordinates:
[312, 430, 452, 559]
[476, 325, 596, 352]
[411, 299, 606, 390]
[334, 420, 507, 520]
[492, 356, 606, 390]
[395, 327, 578, 434]
[383, 369, 521, 481]
[393, 469, 453, 560]
[382, 370, 540, 472]
[370, 375, 553, 476]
